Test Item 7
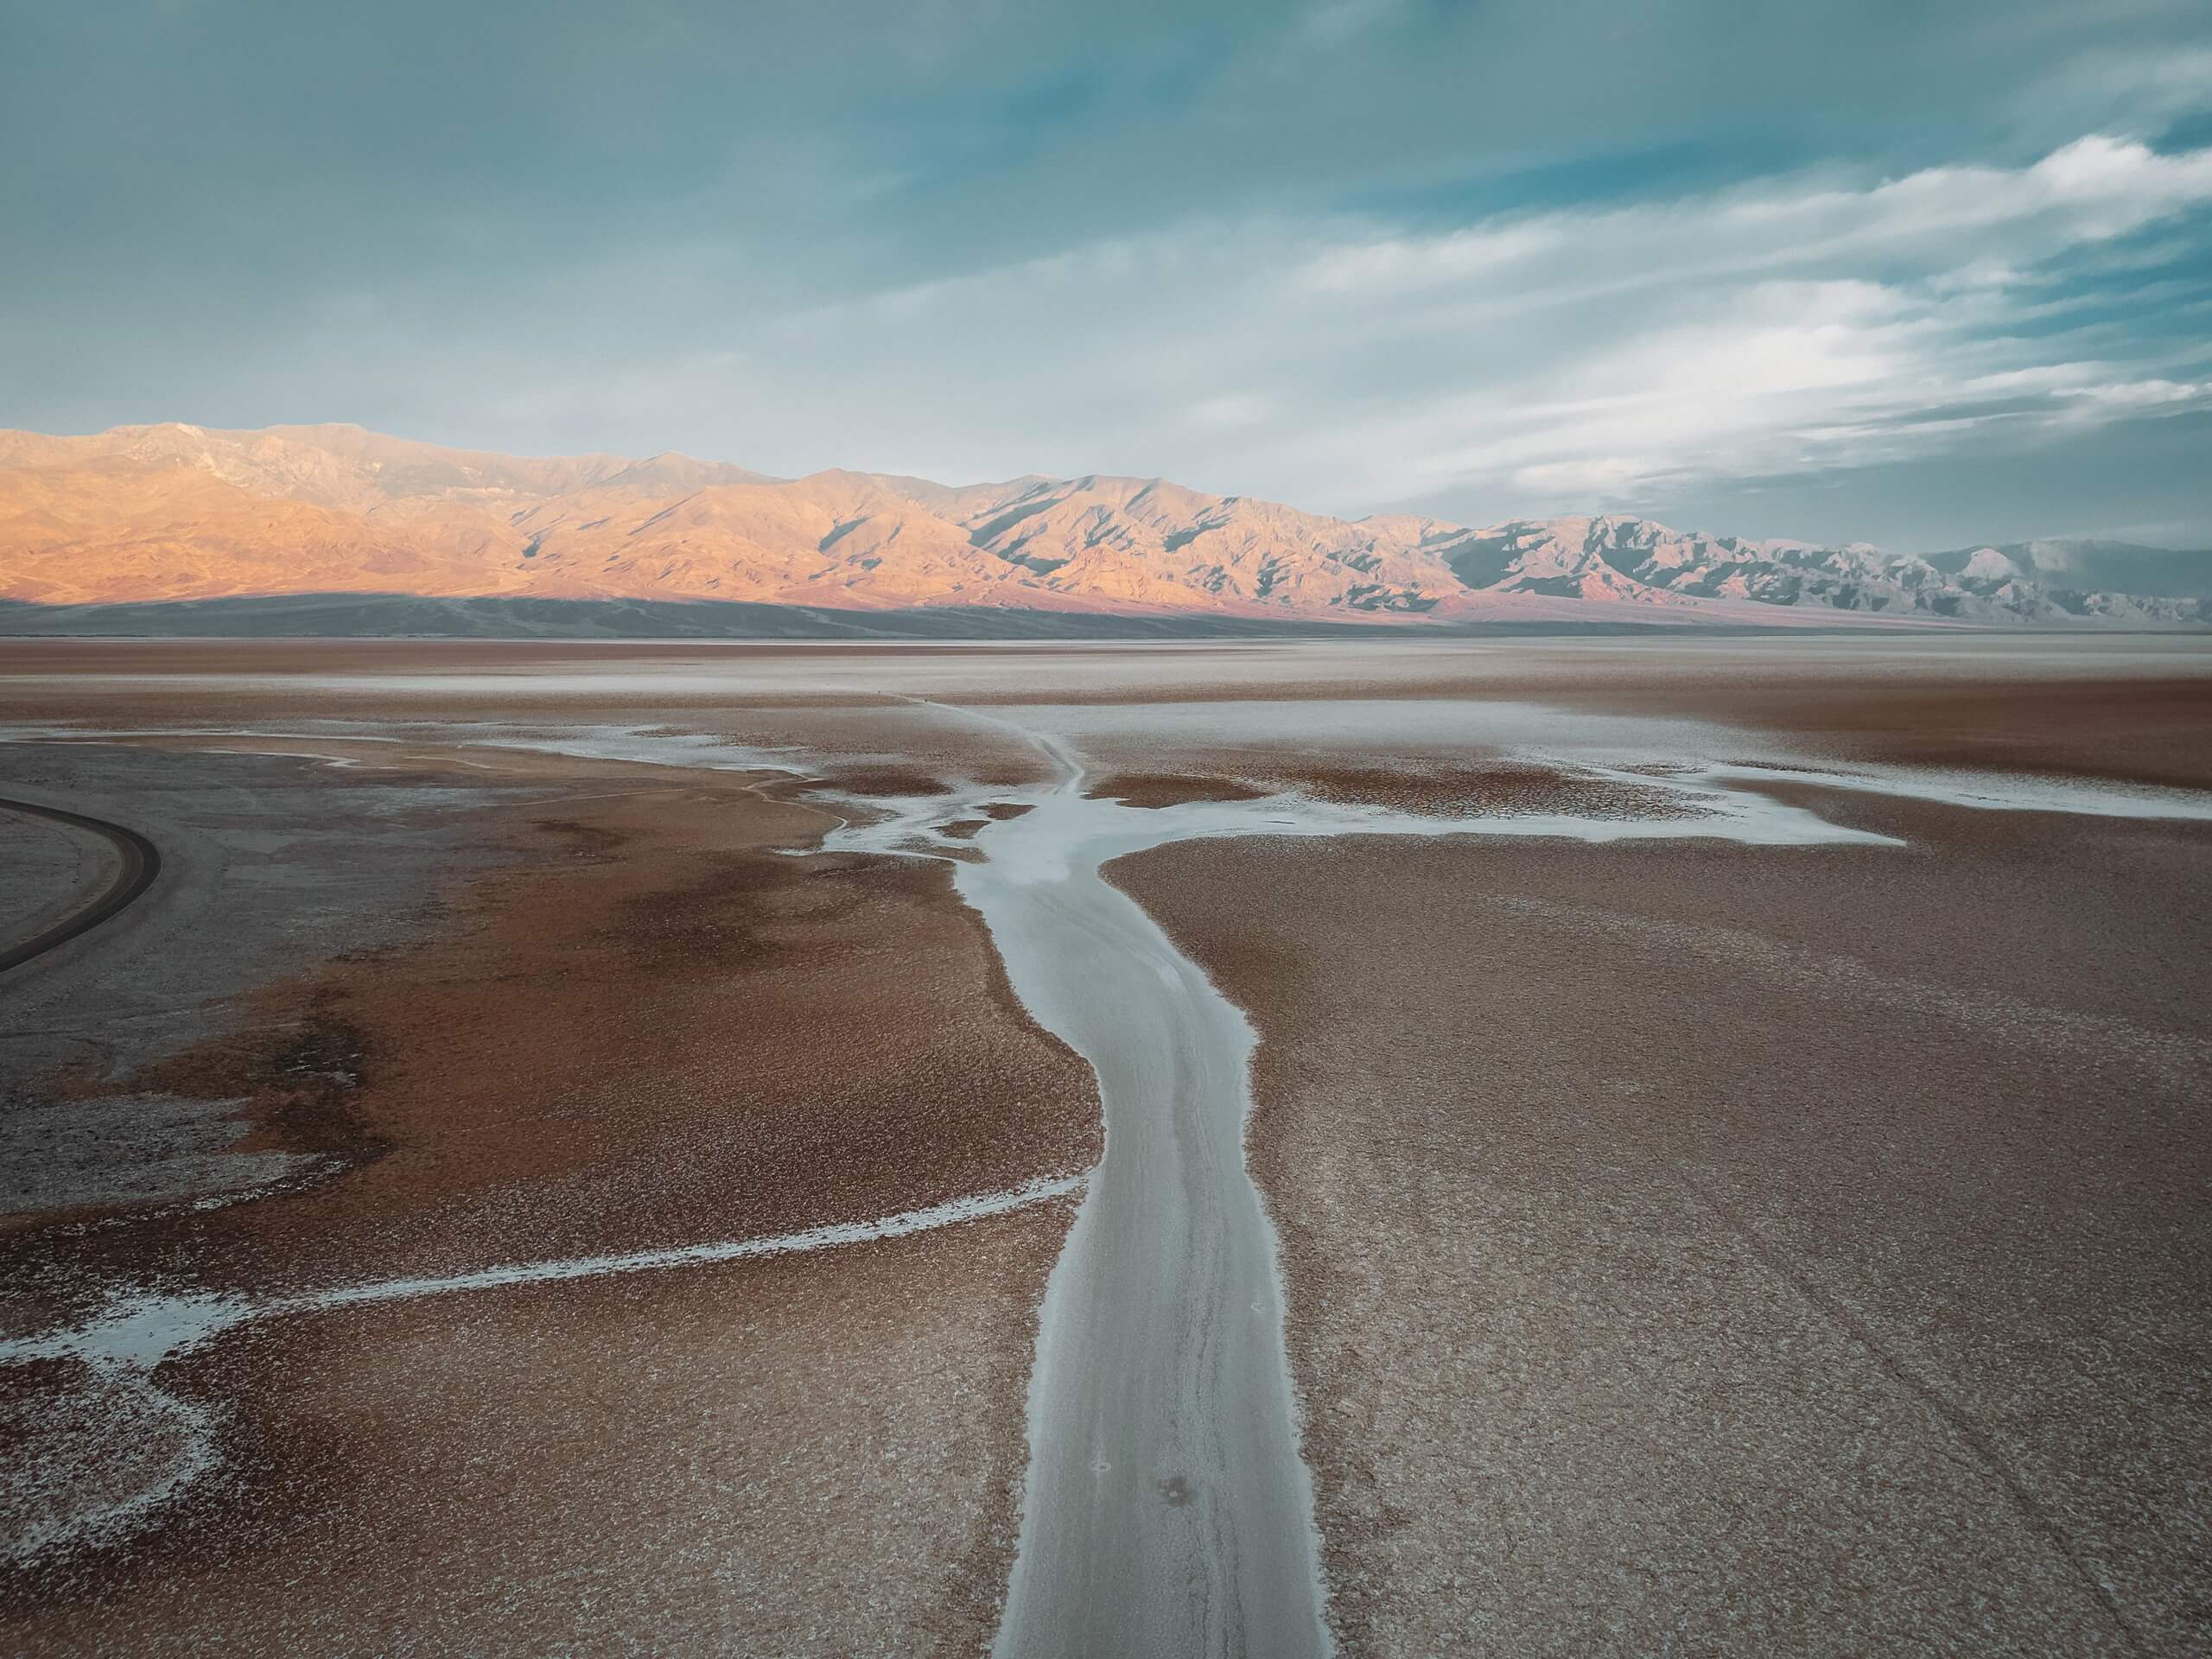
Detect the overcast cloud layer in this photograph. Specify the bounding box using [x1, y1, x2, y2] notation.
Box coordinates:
[6, 0, 2211, 549]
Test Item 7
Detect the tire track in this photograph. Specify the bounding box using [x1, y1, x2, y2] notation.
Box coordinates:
[0, 798, 161, 975]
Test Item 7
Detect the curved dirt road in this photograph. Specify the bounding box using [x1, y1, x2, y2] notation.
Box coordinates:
[0, 798, 161, 975]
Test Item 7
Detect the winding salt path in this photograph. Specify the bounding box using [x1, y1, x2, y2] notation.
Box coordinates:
[816, 705, 2212, 1659]
[953, 723, 1335, 1659]
[829, 711, 1886, 1659]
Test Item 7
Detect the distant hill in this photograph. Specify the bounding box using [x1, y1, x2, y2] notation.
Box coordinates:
[1924, 539, 2212, 601]
[2, 423, 2203, 629]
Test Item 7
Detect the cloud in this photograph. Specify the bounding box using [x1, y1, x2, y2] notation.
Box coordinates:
[1292, 0, 1407, 50]
[1187, 393, 1274, 430]
[2054, 377, 2202, 408]
[630, 133, 2209, 525]
[1295, 137, 2212, 303]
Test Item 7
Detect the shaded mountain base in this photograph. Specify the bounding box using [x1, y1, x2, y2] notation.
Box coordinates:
[0, 593, 1791, 640]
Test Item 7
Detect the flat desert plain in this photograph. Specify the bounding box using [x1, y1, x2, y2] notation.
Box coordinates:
[2, 635, 2209, 1657]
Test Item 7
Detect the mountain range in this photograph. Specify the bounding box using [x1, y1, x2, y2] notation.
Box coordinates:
[2, 423, 2205, 631]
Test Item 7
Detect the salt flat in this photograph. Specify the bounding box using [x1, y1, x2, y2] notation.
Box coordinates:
[3, 636, 2209, 1656]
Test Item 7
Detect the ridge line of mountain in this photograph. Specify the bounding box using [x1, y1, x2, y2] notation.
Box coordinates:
[2, 422, 2204, 628]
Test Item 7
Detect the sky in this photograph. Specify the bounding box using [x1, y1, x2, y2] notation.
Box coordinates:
[5, 0, 2212, 550]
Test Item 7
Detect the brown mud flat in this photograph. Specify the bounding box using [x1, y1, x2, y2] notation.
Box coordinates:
[7, 751, 1096, 1271]
[1242, 758, 1701, 818]
[815, 762, 957, 797]
[1573, 673, 2212, 790]
[1113, 738, 2212, 1658]
[1085, 771, 1271, 809]
[192, 780, 1095, 1284]
[2, 721, 1098, 1654]
[1089, 757, 1698, 819]
[0, 639, 1249, 677]
[3, 1198, 1076, 1657]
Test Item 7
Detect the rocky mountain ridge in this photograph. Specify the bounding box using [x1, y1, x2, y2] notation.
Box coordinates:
[2, 423, 2202, 626]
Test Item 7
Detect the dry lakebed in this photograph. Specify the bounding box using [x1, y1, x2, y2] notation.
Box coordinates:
[3, 635, 2209, 1657]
